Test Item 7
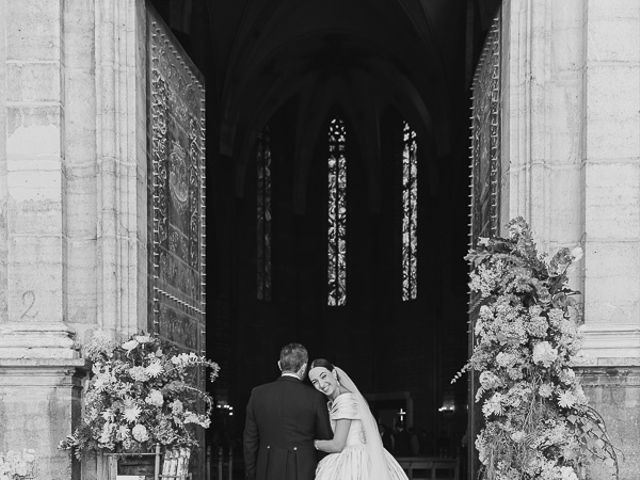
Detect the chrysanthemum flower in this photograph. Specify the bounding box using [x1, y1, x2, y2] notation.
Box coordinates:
[145, 362, 164, 378]
[558, 391, 576, 408]
[123, 405, 142, 423]
[538, 383, 554, 398]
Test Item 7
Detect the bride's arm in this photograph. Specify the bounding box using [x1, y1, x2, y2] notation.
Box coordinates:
[314, 419, 352, 453]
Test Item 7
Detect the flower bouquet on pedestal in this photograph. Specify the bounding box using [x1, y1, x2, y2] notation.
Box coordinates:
[454, 217, 619, 480]
[59, 332, 219, 477]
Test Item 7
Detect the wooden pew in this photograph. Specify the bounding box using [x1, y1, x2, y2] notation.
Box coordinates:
[395, 456, 459, 480]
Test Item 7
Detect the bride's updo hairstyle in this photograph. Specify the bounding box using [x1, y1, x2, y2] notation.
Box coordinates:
[308, 358, 340, 386]
[309, 358, 334, 372]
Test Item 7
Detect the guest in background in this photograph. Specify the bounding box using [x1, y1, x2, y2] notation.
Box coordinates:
[418, 429, 430, 455]
[408, 427, 420, 456]
[392, 421, 411, 457]
[436, 430, 451, 457]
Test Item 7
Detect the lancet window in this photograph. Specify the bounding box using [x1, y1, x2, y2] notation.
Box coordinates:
[328, 118, 347, 306]
[257, 127, 272, 301]
[402, 121, 418, 301]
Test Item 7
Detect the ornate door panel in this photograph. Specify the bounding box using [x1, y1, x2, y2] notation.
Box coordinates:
[147, 6, 207, 478]
[470, 18, 501, 244]
[468, 11, 501, 480]
[147, 7, 206, 353]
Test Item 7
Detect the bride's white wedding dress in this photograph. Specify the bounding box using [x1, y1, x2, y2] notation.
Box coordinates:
[315, 392, 408, 480]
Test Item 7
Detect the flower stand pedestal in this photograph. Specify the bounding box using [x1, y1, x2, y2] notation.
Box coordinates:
[102, 445, 192, 480]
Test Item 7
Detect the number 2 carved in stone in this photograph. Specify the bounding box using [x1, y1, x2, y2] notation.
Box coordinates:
[20, 290, 38, 319]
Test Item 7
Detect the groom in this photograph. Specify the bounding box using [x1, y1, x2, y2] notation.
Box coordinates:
[243, 343, 332, 480]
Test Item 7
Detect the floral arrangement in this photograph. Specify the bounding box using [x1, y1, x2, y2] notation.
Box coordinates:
[60, 332, 219, 458]
[454, 217, 618, 480]
[0, 449, 36, 480]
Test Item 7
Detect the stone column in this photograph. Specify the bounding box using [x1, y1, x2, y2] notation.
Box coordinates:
[0, 1, 84, 479]
[502, 0, 640, 476]
[0, 0, 78, 358]
[94, 0, 148, 340]
[0, 0, 147, 478]
[503, 0, 640, 364]
[581, 0, 640, 364]
[579, 4, 640, 473]
[502, 0, 586, 255]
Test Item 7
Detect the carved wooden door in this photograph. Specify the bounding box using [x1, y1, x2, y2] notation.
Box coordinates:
[468, 11, 502, 480]
[146, 6, 207, 479]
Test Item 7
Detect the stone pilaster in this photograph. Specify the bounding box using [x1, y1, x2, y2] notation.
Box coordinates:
[502, 0, 640, 475]
[0, 2, 83, 478]
[0, 0, 148, 478]
[94, 0, 148, 339]
[0, 0, 78, 358]
[502, 0, 586, 257]
[503, 0, 640, 365]
[580, 0, 640, 365]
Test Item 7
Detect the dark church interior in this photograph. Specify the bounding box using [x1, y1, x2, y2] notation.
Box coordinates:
[149, 1, 501, 477]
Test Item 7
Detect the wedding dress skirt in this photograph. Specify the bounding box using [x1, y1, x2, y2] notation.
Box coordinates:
[315, 393, 408, 480]
[316, 444, 408, 480]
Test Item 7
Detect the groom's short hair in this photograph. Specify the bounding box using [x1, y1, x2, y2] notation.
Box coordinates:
[279, 343, 308, 372]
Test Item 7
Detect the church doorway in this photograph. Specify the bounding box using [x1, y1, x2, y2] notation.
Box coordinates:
[148, 1, 502, 478]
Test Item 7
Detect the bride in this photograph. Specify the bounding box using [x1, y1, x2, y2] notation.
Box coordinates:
[308, 359, 409, 480]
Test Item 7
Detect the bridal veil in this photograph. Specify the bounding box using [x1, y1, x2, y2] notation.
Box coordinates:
[333, 366, 392, 480]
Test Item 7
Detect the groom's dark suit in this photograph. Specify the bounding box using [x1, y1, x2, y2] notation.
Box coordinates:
[243, 375, 332, 480]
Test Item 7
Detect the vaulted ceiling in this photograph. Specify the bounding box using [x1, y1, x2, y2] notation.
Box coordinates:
[154, 0, 501, 204]
[210, 0, 461, 156]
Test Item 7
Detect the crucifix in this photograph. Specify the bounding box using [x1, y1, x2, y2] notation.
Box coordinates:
[397, 408, 406, 423]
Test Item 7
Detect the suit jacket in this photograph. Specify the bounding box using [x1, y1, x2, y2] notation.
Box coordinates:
[243, 376, 333, 480]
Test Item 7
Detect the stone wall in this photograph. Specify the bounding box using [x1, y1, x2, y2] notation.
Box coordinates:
[0, 1, 147, 478]
[580, 367, 640, 478]
[502, 0, 640, 477]
[0, 360, 85, 480]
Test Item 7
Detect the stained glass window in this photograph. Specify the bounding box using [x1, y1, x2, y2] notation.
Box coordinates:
[257, 127, 272, 301]
[402, 122, 418, 301]
[328, 118, 347, 306]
